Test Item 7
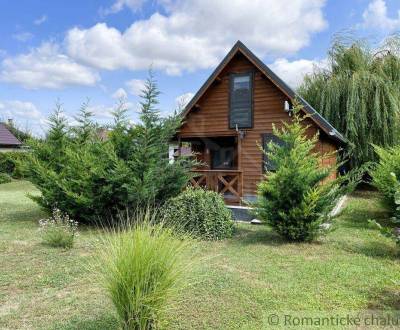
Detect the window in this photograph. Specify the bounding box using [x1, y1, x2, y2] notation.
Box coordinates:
[229, 73, 253, 128]
[211, 147, 235, 169]
[262, 133, 284, 172]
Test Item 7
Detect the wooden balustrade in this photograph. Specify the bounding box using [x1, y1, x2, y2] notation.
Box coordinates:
[189, 169, 242, 204]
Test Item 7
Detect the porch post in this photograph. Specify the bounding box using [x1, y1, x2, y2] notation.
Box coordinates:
[237, 133, 243, 202]
[177, 136, 182, 156]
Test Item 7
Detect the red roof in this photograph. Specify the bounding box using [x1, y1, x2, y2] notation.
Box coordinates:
[0, 123, 22, 146]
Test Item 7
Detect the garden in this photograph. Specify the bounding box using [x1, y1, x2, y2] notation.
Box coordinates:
[1, 36, 400, 329]
[1, 181, 400, 329]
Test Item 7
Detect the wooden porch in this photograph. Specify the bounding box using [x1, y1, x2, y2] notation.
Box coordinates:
[189, 169, 243, 205]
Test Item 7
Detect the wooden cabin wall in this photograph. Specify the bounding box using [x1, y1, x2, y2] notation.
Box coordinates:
[179, 53, 338, 198]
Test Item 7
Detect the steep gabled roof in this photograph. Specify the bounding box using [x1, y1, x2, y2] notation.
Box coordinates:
[0, 123, 22, 146]
[182, 41, 346, 144]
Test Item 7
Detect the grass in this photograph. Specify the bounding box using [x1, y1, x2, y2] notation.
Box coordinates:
[1, 181, 400, 329]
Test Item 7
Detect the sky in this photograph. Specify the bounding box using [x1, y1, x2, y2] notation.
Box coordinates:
[0, 0, 399, 135]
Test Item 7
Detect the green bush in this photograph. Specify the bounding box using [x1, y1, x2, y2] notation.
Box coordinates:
[0, 173, 11, 184]
[26, 73, 194, 224]
[371, 144, 400, 212]
[0, 152, 29, 178]
[163, 187, 234, 240]
[255, 105, 353, 242]
[369, 173, 400, 246]
[97, 221, 190, 329]
[39, 209, 78, 249]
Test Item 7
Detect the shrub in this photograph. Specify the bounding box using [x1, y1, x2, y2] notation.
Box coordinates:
[369, 173, 400, 246]
[371, 144, 400, 212]
[0, 152, 29, 178]
[0, 173, 11, 184]
[26, 72, 194, 224]
[163, 187, 234, 240]
[97, 221, 189, 329]
[254, 105, 353, 242]
[39, 209, 78, 248]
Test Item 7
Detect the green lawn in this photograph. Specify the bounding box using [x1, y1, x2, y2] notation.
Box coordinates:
[1, 181, 399, 329]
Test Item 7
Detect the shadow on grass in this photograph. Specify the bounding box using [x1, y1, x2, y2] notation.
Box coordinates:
[368, 289, 400, 310]
[51, 314, 118, 330]
[231, 225, 287, 246]
[340, 208, 390, 230]
[340, 239, 399, 260]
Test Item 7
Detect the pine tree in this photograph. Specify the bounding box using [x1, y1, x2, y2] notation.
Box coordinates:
[73, 99, 97, 143]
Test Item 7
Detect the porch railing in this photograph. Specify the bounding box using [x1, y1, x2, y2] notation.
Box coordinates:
[189, 169, 242, 204]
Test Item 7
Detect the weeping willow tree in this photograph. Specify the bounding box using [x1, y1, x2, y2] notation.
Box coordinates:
[299, 35, 400, 168]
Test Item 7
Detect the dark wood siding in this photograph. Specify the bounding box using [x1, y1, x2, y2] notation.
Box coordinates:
[179, 53, 338, 197]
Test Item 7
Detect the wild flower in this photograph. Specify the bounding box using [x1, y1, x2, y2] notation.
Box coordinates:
[39, 208, 78, 248]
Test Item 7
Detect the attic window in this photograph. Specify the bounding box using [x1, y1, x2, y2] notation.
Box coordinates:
[229, 72, 253, 129]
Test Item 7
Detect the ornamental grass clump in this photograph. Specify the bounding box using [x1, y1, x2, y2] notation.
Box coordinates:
[97, 218, 190, 330]
[39, 208, 78, 248]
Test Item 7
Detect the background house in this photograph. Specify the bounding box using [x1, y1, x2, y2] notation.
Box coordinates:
[0, 122, 22, 152]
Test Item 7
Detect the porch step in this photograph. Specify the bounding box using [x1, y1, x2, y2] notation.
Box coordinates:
[227, 205, 254, 222]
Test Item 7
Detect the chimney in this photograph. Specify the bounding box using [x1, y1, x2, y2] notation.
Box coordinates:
[7, 118, 14, 127]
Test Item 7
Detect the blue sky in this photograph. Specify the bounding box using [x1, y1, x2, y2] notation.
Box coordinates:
[0, 0, 399, 135]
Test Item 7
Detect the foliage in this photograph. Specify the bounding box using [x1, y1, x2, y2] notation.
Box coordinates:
[0, 152, 29, 178]
[38, 208, 78, 248]
[97, 219, 190, 330]
[369, 173, 400, 246]
[0, 172, 11, 184]
[254, 104, 355, 242]
[163, 187, 234, 240]
[371, 144, 400, 211]
[299, 35, 400, 168]
[26, 73, 193, 224]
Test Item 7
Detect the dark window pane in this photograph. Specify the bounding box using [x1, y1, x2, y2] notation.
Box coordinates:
[230, 73, 252, 128]
[212, 147, 234, 169]
[262, 133, 284, 171]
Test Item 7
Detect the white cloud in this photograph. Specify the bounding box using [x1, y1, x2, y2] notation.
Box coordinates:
[66, 0, 327, 75]
[362, 0, 400, 31]
[87, 104, 115, 119]
[88, 101, 135, 120]
[112, 87, 128, 99]
[125, 79, 145, 96]
[100, 0, 145, 15]
[269, 58, 326, 89]
[12, 32, 33, 42]
[175, 92, 194, 108]
[0, 100, 47, 135]
[1, 42, 100, 89]
[0, 100, 43, 120]
[34, 15, 47, 25]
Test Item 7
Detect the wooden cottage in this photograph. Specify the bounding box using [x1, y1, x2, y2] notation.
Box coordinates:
[175, 41, 345, 205]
